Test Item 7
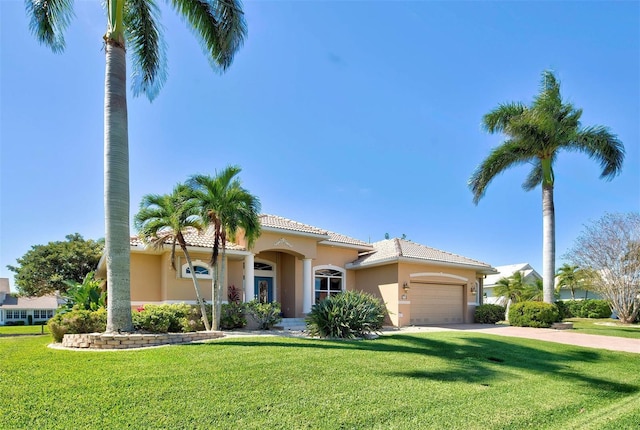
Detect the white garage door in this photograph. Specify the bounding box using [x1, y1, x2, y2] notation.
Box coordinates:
[409, 283, 464, 325]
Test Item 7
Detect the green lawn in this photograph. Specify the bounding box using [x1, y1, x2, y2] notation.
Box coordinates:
[0, 324, 50, 336]
[1, 332, 639, 429]
[567, 318, 640, 339]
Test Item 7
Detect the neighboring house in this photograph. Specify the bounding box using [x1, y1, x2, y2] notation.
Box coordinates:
[483, 263, 542, 305]
[0, 278, 63, 326]
[99, 214, 496, 327]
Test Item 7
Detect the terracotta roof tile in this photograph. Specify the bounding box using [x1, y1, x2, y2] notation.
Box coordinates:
[349, 238, 493, 270]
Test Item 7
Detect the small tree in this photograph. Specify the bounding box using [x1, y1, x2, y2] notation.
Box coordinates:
[565, 212, 640, 323]
[7, 234, 103, 296]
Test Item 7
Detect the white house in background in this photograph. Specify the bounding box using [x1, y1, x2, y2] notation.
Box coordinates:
[0, 278, 63, 326]
[483, 263, 541, 305]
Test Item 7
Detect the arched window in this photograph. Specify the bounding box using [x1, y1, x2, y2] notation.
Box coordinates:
[314, 266, 345, 303]
[181, 260, 212, 279]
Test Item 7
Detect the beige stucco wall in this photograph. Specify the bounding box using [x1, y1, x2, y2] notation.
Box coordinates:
[354, 264, 400, 326]
[130, 253, 162, 303]
[253, 232, 318, 259]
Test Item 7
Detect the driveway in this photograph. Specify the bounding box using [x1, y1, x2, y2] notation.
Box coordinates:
[386, 324, 640, 354]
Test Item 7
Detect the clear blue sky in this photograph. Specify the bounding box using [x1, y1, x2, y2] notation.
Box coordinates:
[1, 1, 638, 292]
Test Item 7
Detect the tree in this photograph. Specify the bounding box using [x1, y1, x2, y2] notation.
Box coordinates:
[26, 1, 246, 333]
[556, 263, 585, 300]
[61, 272, 107, 312]
[565, 212, 640, 324]
[134, 183, 211, 330]
[469, 70, 625, 304]
[189, 166, 261, 331]
[493, 270, 527, 310]
[522, 278, 545, 302]
[7, 234, 103, 297]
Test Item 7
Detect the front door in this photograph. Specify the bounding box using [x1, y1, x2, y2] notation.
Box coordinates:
[255, 277, 274, 303]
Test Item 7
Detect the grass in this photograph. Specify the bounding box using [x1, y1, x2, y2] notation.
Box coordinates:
[0, 324, 50, 336]
[567, 318, 640, 339]
[1, 331, 639, 429]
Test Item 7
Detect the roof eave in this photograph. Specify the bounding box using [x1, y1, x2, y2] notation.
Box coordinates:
[261, 226, 329, 240]
[319, 240, 374, 251]
[347, 255, 496, 274]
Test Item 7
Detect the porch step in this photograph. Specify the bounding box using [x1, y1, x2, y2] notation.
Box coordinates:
[276, 318, 307, 331]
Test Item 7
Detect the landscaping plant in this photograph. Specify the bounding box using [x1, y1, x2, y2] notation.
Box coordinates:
[246, 300, 282, 330]
[48, 308, 107, 342]
[474, 304, 506, 324]
[132, 304, 204, 333]
[305, 290, 386, 339]
[508, 301, 560, 328]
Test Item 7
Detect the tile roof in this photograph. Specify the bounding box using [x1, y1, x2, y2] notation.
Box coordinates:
[131, 227, 244, 251]
[348, 238, 494, 271]
[259, 214, 327, 236]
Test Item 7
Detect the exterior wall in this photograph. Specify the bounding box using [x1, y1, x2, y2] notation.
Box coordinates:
[353, 264, 400, 326]
[130, 253, 163, 303]
[280, 253, 297, 317]
[226, 259, 244, 301]
[253, 232, 318, 259]
[398, 262, 480, 325]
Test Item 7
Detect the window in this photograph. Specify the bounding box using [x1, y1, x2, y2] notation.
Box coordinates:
[314, 267, 344, 303]
[47, 310, 54, 318]
[181, 260, 212, 279]
[254, 262, 273, 271]
[33, 310, 41, 319]
[6, 310, 15, 319]
[20, 310, 27, 319]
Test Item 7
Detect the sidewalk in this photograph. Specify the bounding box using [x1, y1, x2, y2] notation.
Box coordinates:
[387, 324, 640, 354]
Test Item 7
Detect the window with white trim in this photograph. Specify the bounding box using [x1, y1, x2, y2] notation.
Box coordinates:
[181, 260, 212, 279]
[314, 267, 345, 303]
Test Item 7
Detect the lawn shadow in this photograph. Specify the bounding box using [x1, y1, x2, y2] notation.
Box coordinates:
[193, 331, 638, 395]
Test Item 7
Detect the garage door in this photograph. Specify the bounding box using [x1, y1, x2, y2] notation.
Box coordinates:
[409, 283, 463, 325]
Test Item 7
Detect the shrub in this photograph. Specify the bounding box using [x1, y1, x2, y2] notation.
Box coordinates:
[568, 299, 611, 318]
[246, 300, 282, 330]
[508, 301, 560, 328]
[220, 302, 247, 329]
[305, 290, 386, 339]
[132, 304, 204, 333]
[474, 304, 505, 324]
[48, 307, 107, 342]
[554, 300, 571, 320]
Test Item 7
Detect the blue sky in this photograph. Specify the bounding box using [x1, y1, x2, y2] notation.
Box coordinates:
[1, 1, 638, 291]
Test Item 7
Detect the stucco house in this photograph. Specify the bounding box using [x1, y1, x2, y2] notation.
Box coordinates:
[0, 278, 63, 325]
[103, 215, 496, 327]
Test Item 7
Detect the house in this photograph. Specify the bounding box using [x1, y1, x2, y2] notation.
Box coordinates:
[0, 278, 63, 326]
[483, 263, 541, 305]
[102, 215, 496, 327]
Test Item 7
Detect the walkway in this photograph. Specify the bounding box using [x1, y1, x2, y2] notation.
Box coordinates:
[387, 324, 640, 354]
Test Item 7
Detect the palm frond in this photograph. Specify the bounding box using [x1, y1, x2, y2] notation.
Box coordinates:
[570, 126, 625, 179]
[482, 103, 526, 134]
[125, 0, 167, 101]
[522, 159, 543, 191]
[26, 0, 75, 53]
[468, 140, 536, 204]
[169, 0, 247, 72]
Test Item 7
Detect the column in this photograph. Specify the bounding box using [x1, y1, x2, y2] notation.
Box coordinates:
[244, 253, 254, 303]
[302, 258, 312, 314]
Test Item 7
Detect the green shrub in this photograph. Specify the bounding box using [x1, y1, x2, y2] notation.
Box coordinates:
[554, 300, 571, 320]
[246, 300, 282, 330]
[132, 304, 204, 333]
[572, 300, 611, 318]
[508, 302, 560, 328]
[48, 307, 107, 342]
[305, 290, 386, 339]
[474, 304, 505, 324]
[220, 302, 247, 329]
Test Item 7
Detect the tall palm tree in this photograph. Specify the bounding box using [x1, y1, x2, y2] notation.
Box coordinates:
[469, 70, 625, 304]
[26, 0, 247, 332]
[134, 184, 211, 331]
[189, 166, 261, 331]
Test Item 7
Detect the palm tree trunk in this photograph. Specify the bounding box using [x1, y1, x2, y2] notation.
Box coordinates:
[217, 248, 227, 331]
[181, 247, 211, 331]
[104, 41, 133, 333]
[211, 263, 219, 331]
[542, 183, 556, 304]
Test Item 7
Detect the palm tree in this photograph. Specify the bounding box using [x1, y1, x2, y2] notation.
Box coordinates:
[469, 70, 625, 304]
[134, 184, 211, 331]
[26, 0, 247, 332]
[556, 263, 583, 300]
[522, 278, 544, 302]
[189, 166, 261, 330]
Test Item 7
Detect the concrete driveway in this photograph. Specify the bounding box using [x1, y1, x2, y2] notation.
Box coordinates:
[386, 324, 640, 354]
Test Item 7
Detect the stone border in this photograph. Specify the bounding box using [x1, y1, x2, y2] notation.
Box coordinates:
[61, 331, 224, 349]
